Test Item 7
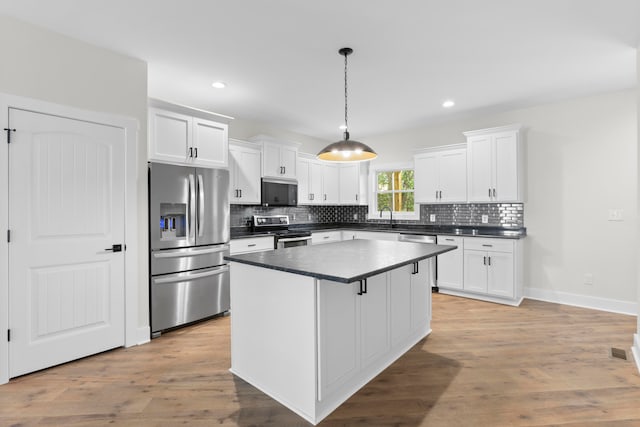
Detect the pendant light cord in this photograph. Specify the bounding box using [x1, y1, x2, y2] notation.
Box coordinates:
[344, 51, 349, 138]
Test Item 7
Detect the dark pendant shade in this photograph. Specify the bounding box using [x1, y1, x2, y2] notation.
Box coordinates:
[317, 131, 377, 162]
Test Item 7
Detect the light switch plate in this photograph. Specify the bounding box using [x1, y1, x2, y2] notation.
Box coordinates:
[608, 209, 624, 221]
[481, 214, 489, 224]
[429, 214, 436, 222]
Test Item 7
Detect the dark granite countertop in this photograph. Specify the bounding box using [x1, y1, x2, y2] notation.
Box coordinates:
[225, 239, 455, 283]
[231, 223, 526, 240]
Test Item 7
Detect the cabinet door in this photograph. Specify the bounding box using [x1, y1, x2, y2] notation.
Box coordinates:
[439, 150, 467, 202]
[237, 148, 261, 204]
[297, 158, 311, 204]
[389, 266, 412, 347]
[229, 147, 242, 203]
[262, 143, 281, 178]
[463, 249, 488, 293]
[360, 273, 390, 368]
[280, 146, 298, 179]
[322, 163, 340, 204]
[149, 108, 190, 164]
[493, 131, 518, 201]
[414, 153, 439, 203]
[487, 251, 515, 298]
[466, 135, 492, 202]
[410, 260, 431, 332]
[309, 161, 323, 204]
[318, 280, 360, 400]
[192, 117, 228, 167]
[339, 163, 359, 204]
[436, 236, 463, 290]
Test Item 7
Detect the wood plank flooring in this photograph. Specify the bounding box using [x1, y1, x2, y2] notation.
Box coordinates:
[2, 294, 639, 426]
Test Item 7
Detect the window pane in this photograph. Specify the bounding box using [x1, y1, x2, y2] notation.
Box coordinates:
[377, 172, 392, 191]
[377, 193, 392, 210]
[400, 170, 414, 190]
[399, 192, 415, 212]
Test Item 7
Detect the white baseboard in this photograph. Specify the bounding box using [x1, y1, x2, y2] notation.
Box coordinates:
[136, 326, 151, 346]
[633, 334, 640, 374]
[524, 287, 637, 316]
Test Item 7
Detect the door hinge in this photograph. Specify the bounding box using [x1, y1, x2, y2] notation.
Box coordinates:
[6, 229, 10, 243]
[7, 329, 10, 342]
[3, 128, 16, 144]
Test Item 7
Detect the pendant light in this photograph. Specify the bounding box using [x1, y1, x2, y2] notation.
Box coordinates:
[317, 47, 377, 162]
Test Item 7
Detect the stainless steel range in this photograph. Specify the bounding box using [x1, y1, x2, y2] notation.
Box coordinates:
[149, 163, 230, 336]
[252, 215, 312, 249]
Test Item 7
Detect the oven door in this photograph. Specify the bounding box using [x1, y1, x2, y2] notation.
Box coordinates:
[277, 236, 312, 249]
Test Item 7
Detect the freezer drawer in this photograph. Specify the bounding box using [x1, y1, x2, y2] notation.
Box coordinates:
[151, 265, 230, 333]
[151, 244, 229, 276]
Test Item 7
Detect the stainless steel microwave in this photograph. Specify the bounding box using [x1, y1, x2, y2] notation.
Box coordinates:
[261, 178, 298, 206]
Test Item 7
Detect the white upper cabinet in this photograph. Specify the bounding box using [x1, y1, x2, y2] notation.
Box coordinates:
[322, 163, 340, 204]
[148, 100, 230, 168]
[414, 145, 467, 203]
[251, 135, 299, 179]
[229, 139, 262, 204]
[339, 162, 368, 205]
[464, 124, 525, 202]
[298, 155, 323, 205]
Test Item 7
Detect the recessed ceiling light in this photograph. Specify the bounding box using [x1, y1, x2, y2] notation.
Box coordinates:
[211, 81, 227, 89]
[442, 100, 455, 108]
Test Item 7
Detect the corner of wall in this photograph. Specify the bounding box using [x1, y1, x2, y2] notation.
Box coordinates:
[632, 334, 640, 374]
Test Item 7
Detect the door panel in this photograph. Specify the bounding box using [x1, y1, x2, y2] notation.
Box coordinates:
[494, 132, 518, 201]
[9, 108, 125, 378]
[360, 273, 389, 368]
[195, 168, 229, 245]
[463, 250, 488, 293]
[487, 251, 515, 298]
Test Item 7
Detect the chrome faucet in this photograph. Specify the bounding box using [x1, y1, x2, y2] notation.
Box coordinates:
[379, 206, 393, 228]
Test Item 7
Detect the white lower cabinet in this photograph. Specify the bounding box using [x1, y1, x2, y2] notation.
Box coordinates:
[230, 236, 275, 255]
[353, 231, 399, 241]
[436, 235, 464, 290]
[438, 236, 523, 305]
[311, 231, 342, 245]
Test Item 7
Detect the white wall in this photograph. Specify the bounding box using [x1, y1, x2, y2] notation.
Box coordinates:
[364, 90, 638, 309]
[230, 118, 329, 155]
[0, 16, 149, 327]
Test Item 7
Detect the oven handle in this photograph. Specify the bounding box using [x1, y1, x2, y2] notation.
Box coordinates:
[277, 236, 312, 243]
[153, 265, 229, 284]
[152, 245, 230, 259]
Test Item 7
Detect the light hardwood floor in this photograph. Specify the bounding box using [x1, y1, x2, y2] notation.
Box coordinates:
[2, 294, 639, 426]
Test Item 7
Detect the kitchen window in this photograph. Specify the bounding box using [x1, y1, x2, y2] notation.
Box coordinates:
[368, 164, 418, 220]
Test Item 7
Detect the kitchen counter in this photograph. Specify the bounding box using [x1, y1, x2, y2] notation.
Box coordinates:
[228, 240, 451, 424]
[231, 223, 526, 240]
[225, 239, 455, 283]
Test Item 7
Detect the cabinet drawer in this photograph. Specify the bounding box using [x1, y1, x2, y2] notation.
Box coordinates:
[437, 235, 463, 246]
[230, 236, 275, 254]
[463, 237, 514, 253]
[312, 231, 342, 245]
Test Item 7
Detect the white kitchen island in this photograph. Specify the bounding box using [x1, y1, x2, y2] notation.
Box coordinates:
[225, 239, 455, 425]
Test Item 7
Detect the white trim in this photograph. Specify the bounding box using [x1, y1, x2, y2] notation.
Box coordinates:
[524, 287, 638, 316]
[439, 288, 523, 306]
[0, 93, 141, 384]
[137, 326, 151, 346]
[367, 161, 419, 220]
[632, 334, 640, 374]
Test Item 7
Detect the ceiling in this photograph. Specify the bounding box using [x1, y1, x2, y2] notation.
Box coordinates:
[1, 0, 639, 141]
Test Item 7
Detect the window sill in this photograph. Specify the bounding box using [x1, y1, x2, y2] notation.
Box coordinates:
[367, 212, 420, 221]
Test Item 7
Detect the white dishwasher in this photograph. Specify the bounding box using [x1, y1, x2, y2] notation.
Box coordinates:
[398, 233, 438, 292]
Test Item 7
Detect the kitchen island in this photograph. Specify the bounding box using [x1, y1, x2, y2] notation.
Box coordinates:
[225, 239, 455, 425]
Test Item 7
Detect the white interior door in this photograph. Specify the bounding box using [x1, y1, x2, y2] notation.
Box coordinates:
[8, 107, 126, 378]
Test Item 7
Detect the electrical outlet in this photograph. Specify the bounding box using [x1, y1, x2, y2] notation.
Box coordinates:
[481, 214, 489, 224]
[429, 214, 436, 222]
[584, 273, 593, 286]
[608, 209, 624, 221]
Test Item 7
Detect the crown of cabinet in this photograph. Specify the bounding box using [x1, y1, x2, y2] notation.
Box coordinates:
[148, 99, 232, 168]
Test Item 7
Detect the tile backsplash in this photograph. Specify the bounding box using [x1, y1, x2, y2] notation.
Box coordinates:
[231, 203, 524, 228]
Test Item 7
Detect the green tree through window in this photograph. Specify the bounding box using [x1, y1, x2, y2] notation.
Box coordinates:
[376, 170, 414, 213]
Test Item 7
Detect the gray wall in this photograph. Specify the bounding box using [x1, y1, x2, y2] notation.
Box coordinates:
[0, 15, 149, 327]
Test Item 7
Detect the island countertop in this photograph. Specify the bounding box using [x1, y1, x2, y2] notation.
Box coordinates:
[224, 239, 455, 283]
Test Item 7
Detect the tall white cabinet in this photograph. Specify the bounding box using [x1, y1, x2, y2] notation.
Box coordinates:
[229, 139, 262, 204]
[464, 124, 525, 202]
[250, 135, 300, 179]
[414, 145, 467, 203]
[148, 99, 231, 168]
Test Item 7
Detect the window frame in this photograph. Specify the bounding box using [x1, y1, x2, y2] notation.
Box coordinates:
[367, 162, 419, 221]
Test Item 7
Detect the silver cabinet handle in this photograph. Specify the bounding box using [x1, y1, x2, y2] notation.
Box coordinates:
[323, 235, 330, 239]
[154, 265, 229, 284]
[355, 194, 358, 201]
[482, 244, 493, 247]
[197, 174, 204, 237]
[247, 243, 257, 247]
[488, 256, 491, 266]
[435, 190, 438, 199]
[445, 238, 454, 241]
[483, 256, 487, 265]
[152, 245, 230, 258]
[324, 194, 327, 201]
[493, 188, 496, 198]
[488, 188, 491, 198]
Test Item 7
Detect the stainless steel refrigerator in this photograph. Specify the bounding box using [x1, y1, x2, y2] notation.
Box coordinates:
[149, 163, 230, 336]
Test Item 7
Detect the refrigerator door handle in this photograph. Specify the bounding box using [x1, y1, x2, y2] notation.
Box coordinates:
[152, 245, 230, 259]
[153, 265, 230, 284]
[197, 174, 205, 237]
[188, 174, 196, 240]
